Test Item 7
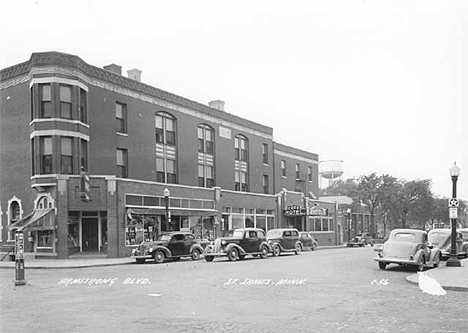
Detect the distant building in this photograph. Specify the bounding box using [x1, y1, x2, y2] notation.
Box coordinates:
[0, 51, 338, 258]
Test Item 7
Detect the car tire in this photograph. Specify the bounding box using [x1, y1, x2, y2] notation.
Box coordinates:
[273, 245, 280, 257]
[252, 254, 259, 257]
[227, 248, 238, 261]
[433, 254, 440, 268]
[416, 256, 425, 272]
[378, 262, 386, 270]
[260, 245, 269, 259]
[154, 250, 165, 264]
[204, 255, 214, 262]
[191, 249, 201, 261]
[135, 258, 146, 264]
[311, 246, 316, 251]
[295, 243, 302, 255]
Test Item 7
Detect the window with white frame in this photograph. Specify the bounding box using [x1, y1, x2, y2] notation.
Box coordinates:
[295, 163, 300, 179]
[41, 136, 53, 174]
[60, 85, 72, 119]
[116, 102, 127, 134]
[156, 112, 176, 145]
[198, 165, 214, 188]
[308, 166, 312, 182]
[198, 124, 214, 154]
[156, 157, 177, 184]
[61, 137, 73, 174]
[281, 160, 286, 177]
[116, 148, 128, 178]
[40, 84, 52, 118]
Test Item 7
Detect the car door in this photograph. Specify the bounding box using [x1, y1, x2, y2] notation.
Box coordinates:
[291, 230, 300, 248]
[183, 234, 196, 255]
[282, 230, 293, 249]
[168, 234, 185, 256]
[242, 231, 258, 253]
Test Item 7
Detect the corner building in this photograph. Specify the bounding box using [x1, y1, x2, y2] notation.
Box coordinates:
[0, 52, 338, 259]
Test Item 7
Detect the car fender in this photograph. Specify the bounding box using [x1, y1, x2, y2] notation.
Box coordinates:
[294, 241, 303, 250]
[150, 245, 172, 258]
[226, 243, 246, 255]
[429, 249, 441, 262]
[259, 241, 272, 252]
[189, 244, 204, 254]
[413, 249, 426, 263]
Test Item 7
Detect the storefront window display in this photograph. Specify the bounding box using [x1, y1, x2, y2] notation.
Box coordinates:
[126, 213, 159, 246]
[38, 230, 53, 247]
[68, 212, 80, 252]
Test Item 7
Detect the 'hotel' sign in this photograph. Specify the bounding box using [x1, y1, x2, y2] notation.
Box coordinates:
[284, 205, 328, 216]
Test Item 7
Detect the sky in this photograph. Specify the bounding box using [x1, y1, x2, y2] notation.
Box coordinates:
[0, 0, 466, 200]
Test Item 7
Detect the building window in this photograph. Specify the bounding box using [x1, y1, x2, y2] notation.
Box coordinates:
[38, 230, 54, 248]
[198, 124, 214, 154]
[296, 163, 300, 179]
[234, 135, 248, 162]
[80, 139, 88, 170]
[30, 87, 34, 120]
[235, 171, 248, 192]
[308, 166, 312, 182]
[199, 165, 215, 188]
[155, 112, 176, 145]
[281, 160, 286, 177]
[40, 136, 53, 174]
[61, 137, 73, 174]
[117, 148, 128, 178]
[156, 157, 177, 184]
[262, 143, 268, 164]
[31, 139, 35, 176]
[79, 88, 87, 123]
[60, 85, 72, 119]
[263, 174, 269, 194]
[116, 102, 127, 134]
[40, 84, 52, 118]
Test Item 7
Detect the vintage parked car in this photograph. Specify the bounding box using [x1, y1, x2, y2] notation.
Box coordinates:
[299, 232, 318, 251]
[459, 228, 468, 257]
[204, 228, 271, 262]
[429, 229, 467, 260]
[266, 228, 302, 256]
[374, 229, 441, 271]
[132, 232, 205, 264]
[347, 233, 375, 247]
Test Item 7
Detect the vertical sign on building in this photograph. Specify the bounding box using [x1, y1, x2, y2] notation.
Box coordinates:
[80, 166, 91, 202]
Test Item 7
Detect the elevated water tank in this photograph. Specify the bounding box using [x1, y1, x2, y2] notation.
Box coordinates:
[319, 160, 343, 187]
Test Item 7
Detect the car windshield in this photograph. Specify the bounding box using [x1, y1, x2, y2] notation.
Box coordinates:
[391, 232, 419, 242]
[156, 235, 171, 241]
[428, 232, 449, 245]
[266, 230, 282, 238]
[229, 230, 244, 238]
[460, 231, 468, 239]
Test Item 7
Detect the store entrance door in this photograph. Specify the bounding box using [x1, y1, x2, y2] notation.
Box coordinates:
[82, 218, 99, 252]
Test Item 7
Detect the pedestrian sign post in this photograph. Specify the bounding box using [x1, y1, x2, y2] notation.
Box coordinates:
[448, 198, 459, 207]
[449, 207, 458, 219]
[14, 230, 26, 286]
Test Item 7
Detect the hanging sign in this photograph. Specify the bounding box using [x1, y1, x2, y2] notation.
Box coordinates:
[449, 207, 458, 219]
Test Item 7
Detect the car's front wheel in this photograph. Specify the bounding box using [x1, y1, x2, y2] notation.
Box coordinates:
[295, 243, 302, 255]
[191, 249, 201, 261]
[260, 245, 269, 259]
[272, 245, 280, 257]
[227, 248, 238, 261]
[378, 262, 386, 270]
[154, 250, 165, 264]
[135, 258, 146, 264]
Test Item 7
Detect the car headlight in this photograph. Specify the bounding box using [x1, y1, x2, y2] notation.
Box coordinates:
[148, 247, 153, 253]
[221, 240, 227, 245]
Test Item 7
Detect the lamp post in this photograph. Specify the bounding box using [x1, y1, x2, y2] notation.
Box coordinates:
[446, 163, 461, 267]
[346, 208, 352, 244]
[163, 188, 171, 232]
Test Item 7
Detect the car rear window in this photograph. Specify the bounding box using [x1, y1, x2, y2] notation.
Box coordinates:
[393, 233, 416, 240]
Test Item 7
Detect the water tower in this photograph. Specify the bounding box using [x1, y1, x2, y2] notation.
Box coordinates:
[319, 160, 344, 188]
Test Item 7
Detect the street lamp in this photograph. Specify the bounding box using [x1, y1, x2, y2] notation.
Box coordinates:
[346, 208, 352, 244]
[446, 163, 461, 267]
[163, 188, 171, 232]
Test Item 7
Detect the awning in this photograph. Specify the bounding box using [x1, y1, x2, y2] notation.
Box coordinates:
[8, 209, 55, 231]
[127, 207, 217, 217]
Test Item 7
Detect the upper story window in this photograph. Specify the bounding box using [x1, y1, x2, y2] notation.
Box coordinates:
[116, 148, 128, 178]
[235, 171, 249, 192]
[155, 112, 176, 145]
[60, 85, 72, 119]
[308, 166, 312, 182]
[80, 139, 88, 171]
[263, 174, 269, 194]
[61, 137, 73, 174]
[40, 84, 52, 118]
[198, 124, 214, 154]
[295, 163, 300, 179]
[262, 143, 268, 164]
[156, 158, 177, 184]
[198, 165, 214, 188]
[234, 135, 248, 162]
[281, 160, 286, 177]
[41, 136, 53, 174]
[116, 102, 127, 134]
[79, 88, 87, 124]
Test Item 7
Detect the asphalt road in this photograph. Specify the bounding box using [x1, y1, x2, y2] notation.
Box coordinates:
[1, 247, 467, 333]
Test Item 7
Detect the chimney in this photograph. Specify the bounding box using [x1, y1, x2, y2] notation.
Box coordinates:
[103, 64, 122, 75]
[208, 100, 225, 111]
[127, 68, 142, 82]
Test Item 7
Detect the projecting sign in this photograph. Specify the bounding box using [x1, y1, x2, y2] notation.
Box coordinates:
[449, 207, 458, 219]
[284, 205, 329, 216]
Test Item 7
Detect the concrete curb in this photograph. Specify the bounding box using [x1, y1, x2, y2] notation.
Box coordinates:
[405, 274, 468, 292]
[0, 261, 135, 270]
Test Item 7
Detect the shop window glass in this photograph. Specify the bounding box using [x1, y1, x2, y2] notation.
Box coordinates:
[38, 230, 53, 247]
[231, 215, 244, 229]
[245, 215, 254, 228]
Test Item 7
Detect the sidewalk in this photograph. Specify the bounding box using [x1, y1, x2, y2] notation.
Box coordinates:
[406, 260, 468, 292]
[0, 257, 135, 269]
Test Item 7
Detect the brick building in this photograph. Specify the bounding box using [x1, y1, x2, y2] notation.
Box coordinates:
[0, 51, 339, 259]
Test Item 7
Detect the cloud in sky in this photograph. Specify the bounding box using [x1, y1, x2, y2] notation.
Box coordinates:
[1, 0, 466, 198]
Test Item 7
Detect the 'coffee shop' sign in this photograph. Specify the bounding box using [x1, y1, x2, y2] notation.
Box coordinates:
[284, 205, 329, 216]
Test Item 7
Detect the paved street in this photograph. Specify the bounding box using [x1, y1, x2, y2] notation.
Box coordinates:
[1, 247, 467, 333]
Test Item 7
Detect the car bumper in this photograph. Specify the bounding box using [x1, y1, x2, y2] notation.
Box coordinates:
[374, 257, 417, 265]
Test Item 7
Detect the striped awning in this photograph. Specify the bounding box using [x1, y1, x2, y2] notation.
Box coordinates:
[8, 209, 55, 231]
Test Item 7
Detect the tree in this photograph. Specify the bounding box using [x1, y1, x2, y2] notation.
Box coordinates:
[319, 179, 357, 197]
